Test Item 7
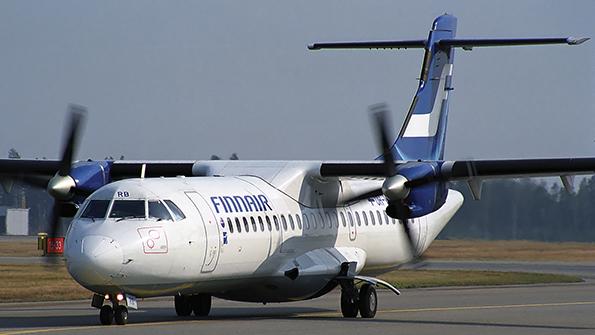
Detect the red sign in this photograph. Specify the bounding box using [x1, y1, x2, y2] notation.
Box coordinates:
[47, 237, 65, 254]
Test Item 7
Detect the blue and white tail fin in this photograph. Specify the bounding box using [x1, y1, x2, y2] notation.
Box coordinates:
[308, 14, 588, 161]
[394, 14, 457, 161]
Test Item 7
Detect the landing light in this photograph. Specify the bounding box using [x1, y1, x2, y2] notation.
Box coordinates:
[104, 294, 110, 300]
[116, 293, 124, 301]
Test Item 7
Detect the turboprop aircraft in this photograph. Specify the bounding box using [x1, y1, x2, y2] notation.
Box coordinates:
[0, 14, 591, 326]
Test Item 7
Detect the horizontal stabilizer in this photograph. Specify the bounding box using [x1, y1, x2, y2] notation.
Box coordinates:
[438, 37, 589, 50]
[308, 40, 426, 50]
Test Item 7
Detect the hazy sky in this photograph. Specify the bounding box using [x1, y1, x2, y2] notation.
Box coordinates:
[0, 1, 593, 162]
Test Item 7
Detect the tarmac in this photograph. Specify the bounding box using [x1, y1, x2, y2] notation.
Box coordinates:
[1, 282, 595, 335]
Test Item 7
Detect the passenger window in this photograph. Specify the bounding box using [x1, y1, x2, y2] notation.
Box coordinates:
[110, 200, 146, 219]
[164, 200, 186, 220]
[363, 211, 368, 226]
[258, 216, 264, 231]
[228, 218, 234, 233]
[376, 211, 382, 226]
[347, 212, 354, 226]
[308, 213, 315, 229]
[392, 218, 397, 224]
[273, 215, 279, 231]
[325, 213, 332, 229]
[266, 216, 272, 231]
[318, 213, 324, 229]
[235, 217, 242, 233]
[369, 211, 375, 226]
[288, 215, 295, 230]
[148, 201, 173, 221]
[355, 212, 361, 226]
[303, 214, 310, 230]
[251, 217, 257, 232]
[81, 200, 110, 219]
[340, 212, 346, 227]
[281, 215, 288, 231]
[243, 217, 249, 232]
[296, 214, 302, 230]
[384, 212, 390, 225]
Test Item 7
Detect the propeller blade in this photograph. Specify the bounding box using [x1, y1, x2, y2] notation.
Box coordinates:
[17, 175, 52, 189]
[48, 201, 61, 238]
[370, 103, 396, 176]
[59, 105, 86, 176]
[43, 200, 63, 265]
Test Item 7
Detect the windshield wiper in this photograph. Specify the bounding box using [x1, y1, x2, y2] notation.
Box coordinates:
[116, 215, 145, 222]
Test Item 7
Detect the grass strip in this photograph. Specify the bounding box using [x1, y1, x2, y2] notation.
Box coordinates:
[378, 269, 582, 289]
[0, 264, 90, 303]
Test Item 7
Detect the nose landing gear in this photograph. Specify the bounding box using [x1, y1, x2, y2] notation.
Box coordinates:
[92, 293, 130, 325]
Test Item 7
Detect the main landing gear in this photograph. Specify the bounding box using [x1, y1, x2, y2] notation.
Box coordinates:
[336, 262, 401, 319]
[174, 293, 212, 317]
[339, 280, 377, 318]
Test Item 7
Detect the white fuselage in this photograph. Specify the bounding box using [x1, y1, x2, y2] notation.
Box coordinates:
[64, 161, 463, 303]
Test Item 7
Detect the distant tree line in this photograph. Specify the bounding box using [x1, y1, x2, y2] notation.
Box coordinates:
[440, 178, 595, 242]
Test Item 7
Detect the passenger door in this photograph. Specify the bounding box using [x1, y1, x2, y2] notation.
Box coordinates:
[185, 192, 220, 273]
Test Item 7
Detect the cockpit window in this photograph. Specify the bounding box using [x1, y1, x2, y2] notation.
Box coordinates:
[81, 200, 110, 219]
[148, 201, 172, 221]
[109, 200, 146, 220]
[164, 200, 186, 220]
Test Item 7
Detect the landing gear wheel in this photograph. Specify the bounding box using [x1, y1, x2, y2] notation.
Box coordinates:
[99, 305, 113, 325]
[340, 290, 358, 318]
[358, 284, 377, 318]
[191, 294, 212, 317]
[114, 305, 128, 325]
[175, 295, 192, 316]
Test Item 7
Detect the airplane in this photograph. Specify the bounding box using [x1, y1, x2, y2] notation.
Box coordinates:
[0, 13, 592, 326]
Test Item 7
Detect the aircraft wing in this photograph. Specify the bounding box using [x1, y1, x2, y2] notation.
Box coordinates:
[320, 157, 595, 199]
[320, 157, 595, 179]
[0, 159, 196, 179]
[0, 159, 196, 193]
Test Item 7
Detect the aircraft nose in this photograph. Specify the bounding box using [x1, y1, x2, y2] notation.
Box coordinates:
[66, 235, 124, 286]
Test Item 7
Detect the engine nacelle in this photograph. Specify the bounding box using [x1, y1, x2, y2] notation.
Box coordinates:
[384, 162, 448, 219]
[70, 161, 112, 199]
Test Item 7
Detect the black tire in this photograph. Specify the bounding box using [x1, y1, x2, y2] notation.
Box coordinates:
[114, 305, 128, 325]
[340, 290, 358, 318]
[99, 305, 113, 325]
[191, 294, 212, 317]
[175, 295, 192, 316]
[358, 284, 377, 318]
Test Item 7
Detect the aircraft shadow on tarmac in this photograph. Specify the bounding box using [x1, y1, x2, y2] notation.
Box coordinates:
[0, 307, 328, 329]
[2, 306, 594, 331]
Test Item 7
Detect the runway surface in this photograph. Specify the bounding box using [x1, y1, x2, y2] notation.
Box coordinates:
[1, 282, 595, 335]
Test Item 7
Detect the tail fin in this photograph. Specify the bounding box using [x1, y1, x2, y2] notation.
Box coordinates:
[394, 14, 457, 161]
[308, 14, 588, 161]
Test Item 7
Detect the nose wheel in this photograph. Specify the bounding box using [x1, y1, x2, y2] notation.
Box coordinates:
[99, 303, 128, 325]
[99, 305, 113, 325]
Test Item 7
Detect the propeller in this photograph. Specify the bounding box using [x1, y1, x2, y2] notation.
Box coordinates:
[15, 105, 87, 244]
[46, 104, 87, 240]
[368, 104, 419, 257]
